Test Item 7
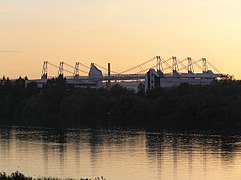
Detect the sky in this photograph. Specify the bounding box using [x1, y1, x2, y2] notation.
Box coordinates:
[0, 0, 240, 79]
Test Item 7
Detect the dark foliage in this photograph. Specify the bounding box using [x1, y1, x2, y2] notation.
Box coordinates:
[0, 171, 104, 180]
[0, 76, 241, 131]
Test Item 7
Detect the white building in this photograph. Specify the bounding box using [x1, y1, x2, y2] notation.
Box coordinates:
[145, 69, 223, 91]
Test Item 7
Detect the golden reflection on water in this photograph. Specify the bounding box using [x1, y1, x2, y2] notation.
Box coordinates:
[1, 127, 241, 180]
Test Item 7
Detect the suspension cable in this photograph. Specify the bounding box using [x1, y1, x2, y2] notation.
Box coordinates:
[177, 58, 188, 71]
[79, 62, 90, 69]
[207, 60, 221, 73]
[48, 62, 59, 69]
[120, 57, 156, 74]
[162, 59, 172, 71]
[64, 62, 75, 69]
[94, 63, 119, 74]
[192, 59, 203, 72]
[137, 65, 156, 74]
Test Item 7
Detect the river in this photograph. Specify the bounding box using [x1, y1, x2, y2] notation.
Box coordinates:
[0, 127, 241, 180]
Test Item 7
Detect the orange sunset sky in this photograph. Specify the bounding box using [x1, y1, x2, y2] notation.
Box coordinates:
[0, 0, 240, 79]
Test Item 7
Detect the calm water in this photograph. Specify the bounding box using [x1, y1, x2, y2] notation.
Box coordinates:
[1, 127, 241, 180]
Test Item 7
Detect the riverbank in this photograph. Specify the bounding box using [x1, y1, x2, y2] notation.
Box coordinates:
[1, 76, 241, 131]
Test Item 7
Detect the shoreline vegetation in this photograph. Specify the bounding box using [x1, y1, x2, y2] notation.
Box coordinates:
[0, 172, 105, 180]
[0, 75, 241, 131]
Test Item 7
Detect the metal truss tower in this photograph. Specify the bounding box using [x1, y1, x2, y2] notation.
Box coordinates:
[202, 58, 208, 72]
[41, 61, 48, 79]
[187, 57, 194, 73]
[58, 62, 64, 75]
[172, 56, 179, 74]
[74, 62, 80, 77]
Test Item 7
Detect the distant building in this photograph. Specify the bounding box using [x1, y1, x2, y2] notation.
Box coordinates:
[107, 81, 144, 92]
[25, 60, 224, 91]
[145, 69, 161, 91]
[145, 69, 222, 91]
[25, 64, 103, 89]
[88, 63, 103, 89]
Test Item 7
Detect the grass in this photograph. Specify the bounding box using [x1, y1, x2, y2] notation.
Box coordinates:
[0, 172, 105, 180]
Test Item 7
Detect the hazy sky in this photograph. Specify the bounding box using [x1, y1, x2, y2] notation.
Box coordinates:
[0, 0, 240, 79]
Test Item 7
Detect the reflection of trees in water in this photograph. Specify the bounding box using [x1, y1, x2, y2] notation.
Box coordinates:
[146, 131, 241, 154]
[197, 134, 241, 163]
[89, 129, 104, 168]
[5, 127, 68, 144]
[0, 126, 12, 139]
[87, 129, 147, 175]
[145, 131, 241, 175]
[70, 131, 81, 175]
[146, 133, 165, 155]
[43, 144, 49, 175]
[145, 133, 165, 179]
[0, 127, 12, 164]
[88, 129, 145, 157]
[0, 127, 69, 176]
[219, 135, 241, 163]
[43, 128, 68, 144]
[2, 127, 241, 177]
[41, 129, 67, 177]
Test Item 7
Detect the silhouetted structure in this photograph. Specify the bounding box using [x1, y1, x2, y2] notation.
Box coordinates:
[25, 56, 225, 91]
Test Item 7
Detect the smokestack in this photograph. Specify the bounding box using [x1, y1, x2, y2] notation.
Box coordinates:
[107, 63, 111, 89]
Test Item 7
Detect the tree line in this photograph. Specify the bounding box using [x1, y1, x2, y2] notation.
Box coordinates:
[0, 75, 241, 131]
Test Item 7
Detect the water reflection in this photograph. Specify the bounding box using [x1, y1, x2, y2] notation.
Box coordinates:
[0, 127, 241, 180]
[145, 132, 241, 180]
